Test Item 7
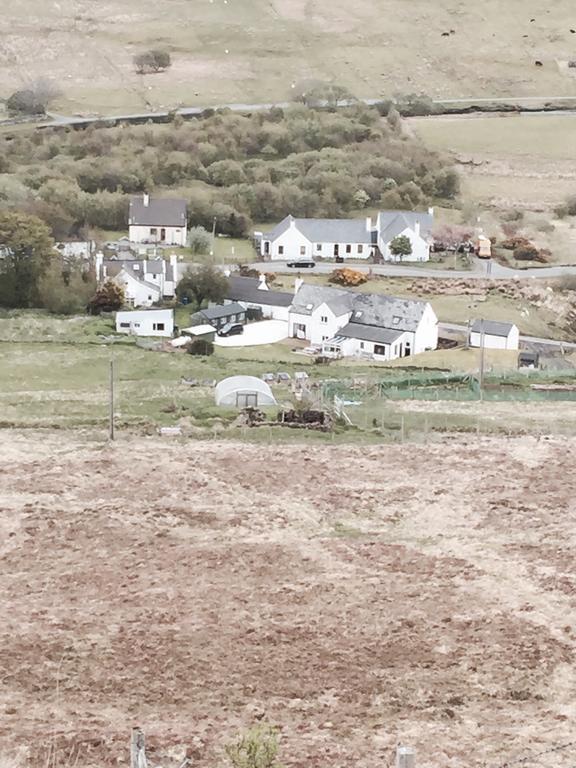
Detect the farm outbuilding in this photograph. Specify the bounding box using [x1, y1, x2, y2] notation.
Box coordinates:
[469, 320, 519, 350]
[215, 376, 277, 408]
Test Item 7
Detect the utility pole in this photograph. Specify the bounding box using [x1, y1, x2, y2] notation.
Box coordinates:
[210, 216, 217, 262]
[109, 359, 115, 441]
[478, 318, 486, 398]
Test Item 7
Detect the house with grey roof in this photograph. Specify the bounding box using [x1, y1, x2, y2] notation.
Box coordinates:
[225, 275, 294, 321]
[95, 252, 182, 307]
[192, 302, 247, 331]
[128, 193, 187, 246]
[256, 209, 434, 263]
[289, 283, 356, 343]
[469, 319, 519, 350]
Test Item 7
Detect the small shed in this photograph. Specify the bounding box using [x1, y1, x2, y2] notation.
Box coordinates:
[518, 351, 539, 369]
[181, 324, 216, 343]
[215, 375, 277, 408]
[193, 302, 246, 331]
[116, 308, 174, 337]
[469, 319, 519, 350]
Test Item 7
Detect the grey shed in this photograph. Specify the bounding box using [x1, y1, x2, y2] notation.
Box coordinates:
[215, 376, 277, 408]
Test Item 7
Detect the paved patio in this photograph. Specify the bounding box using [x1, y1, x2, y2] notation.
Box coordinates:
[214, 319, 289, 347]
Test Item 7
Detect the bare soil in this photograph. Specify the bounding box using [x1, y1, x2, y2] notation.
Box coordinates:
[1, 431, 576, 768]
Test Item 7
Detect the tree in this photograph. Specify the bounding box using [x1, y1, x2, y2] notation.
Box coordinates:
[0, 211, 55, 308]
[188, 226, 212, 255]
[38, 260, 96, 314]
[225, 725, 281, 768]
[186, 338, 214, 356]
[134, 49, 172, 74]
[176, 265, 229, 311]
[87, 279, 124, 314]
[292, 79, 356, 109]
[6, 78, 60, 115]
[389, 234, 413, 260]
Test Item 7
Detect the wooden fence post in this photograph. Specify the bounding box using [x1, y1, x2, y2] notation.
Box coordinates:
[131, 728, 148, 768]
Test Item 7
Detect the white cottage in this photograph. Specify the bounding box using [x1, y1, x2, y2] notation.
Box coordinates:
[116, 308, 174, 337]
[96, 253, 180, 308]
[128, 193, 187, 246]
[469, 320, 519, 350]
[258, 209, 434, 263]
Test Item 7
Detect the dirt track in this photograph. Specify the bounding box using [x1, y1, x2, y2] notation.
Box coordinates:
[1, 431, 575, 768]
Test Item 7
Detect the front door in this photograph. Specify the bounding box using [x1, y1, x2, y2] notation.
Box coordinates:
[160, 228, 166, 242]
[293, 323, 307, 339]
[237, 393, 258, 408]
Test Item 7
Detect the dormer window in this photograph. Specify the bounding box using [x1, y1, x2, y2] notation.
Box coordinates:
[354, 310, 363, 319]
[392, 316, 401, 324]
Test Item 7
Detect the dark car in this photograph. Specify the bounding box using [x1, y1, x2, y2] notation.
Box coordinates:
[217, 322, 244, 337]
[286, 260, 315, 268]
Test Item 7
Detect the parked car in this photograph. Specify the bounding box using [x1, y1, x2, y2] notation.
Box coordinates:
[286, 260, 315, 268]
[276, 372, 291, 382]
[261, 373, 276, 382]
[217, 322, 244, 337]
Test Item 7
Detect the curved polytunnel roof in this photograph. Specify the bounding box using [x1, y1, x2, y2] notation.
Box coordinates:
[215, 375, 276, 406]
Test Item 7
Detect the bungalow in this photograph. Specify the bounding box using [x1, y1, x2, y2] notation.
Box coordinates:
[116, 308, 174, 337]
[192, 302, 247, 331]
[469, 320, 519, 350]
[95, 253, 180, 307]
[225, 275, 294, 321]
[257, 209, 434, 263]
[128, 193, 187, 246]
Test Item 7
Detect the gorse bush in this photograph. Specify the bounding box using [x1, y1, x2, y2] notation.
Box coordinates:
[0, 105, 458, 238]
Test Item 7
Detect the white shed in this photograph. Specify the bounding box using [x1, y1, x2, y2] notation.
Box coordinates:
[469, 319, 519, 350]
[116, 308, 174, 337]
[215, 376, 277, 408]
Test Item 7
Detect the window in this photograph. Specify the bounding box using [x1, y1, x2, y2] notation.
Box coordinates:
[150, 228, 157, 236]
[320, 315, 328, 323]
[153, 322, 165, 331]
[120, 322, 130, 328]
[278, 245, 284, 255]
[334, 244, 339, 256]
[346, 244, 352, 254]
[300, 246, 306, 255]
[148, 295, 152, 301]
[316, 243, 322, 251]
[374, 344, 386, 356]
[264, 241, 270, 254]
[134, 323, 140, 328]
[322, 335, 328, 341]
[360, 341, 365, 349]
[392, 316, 401, 325]
[358, 245, 363, 254]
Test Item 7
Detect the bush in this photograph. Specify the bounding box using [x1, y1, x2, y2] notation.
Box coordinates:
[187, 338, 214, 356]
[6, 89, 46, 115]
[328, 267, 367, 286]
[87, 280, 124, 314]
[513, 244, 550, 262]
[500, 235, 531, 250]
[188, 226, 212, 255]
[134, 49, 172, 74]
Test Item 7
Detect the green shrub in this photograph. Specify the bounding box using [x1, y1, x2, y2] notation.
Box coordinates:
[187, 338, 214, 356]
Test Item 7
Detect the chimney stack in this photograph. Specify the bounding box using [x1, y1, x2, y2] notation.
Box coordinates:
[258, 273, 269, 291]
[294, 277, 304, 295]
[366, 216, 372, 232]
[143, 192, 150, 207]
[428, 206, 434, 216]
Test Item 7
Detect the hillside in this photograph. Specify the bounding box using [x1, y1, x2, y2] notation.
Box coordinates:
[1, 0, 576, 115]
[2, 431, 576, 767]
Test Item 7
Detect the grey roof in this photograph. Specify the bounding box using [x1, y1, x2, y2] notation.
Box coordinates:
[350, 293, 428, 333]
[129, 196, 187, 227]
[145, 260, 166, 275]
[337, 323, 404, 345]
[291, 283, 354, 316]
[104, 260, 164, 291]
[471, 319, 516, 337]
[263, 215, 373, 244]
[198, 302, 245, 321]
[227, 277, 293, 307]
[377, 211, 434, 244]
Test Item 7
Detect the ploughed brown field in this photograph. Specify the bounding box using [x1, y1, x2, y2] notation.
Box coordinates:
[1, 431, 575, 767]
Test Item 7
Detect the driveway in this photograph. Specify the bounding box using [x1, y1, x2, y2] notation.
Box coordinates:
[214, 319, 289, 347]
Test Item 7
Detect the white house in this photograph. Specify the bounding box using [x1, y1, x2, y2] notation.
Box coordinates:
[257, 209, 434, 263]
[225, 275, 294, 321]
[284, 283, 437, 361]
[95, 253, 181, 308]
[116, 308, 174, 337]
[469, 320, 519, 350]
[128, 193, 187, 246]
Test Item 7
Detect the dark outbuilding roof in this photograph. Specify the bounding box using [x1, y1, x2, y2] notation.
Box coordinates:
[129, 196, 187, 227]
[197, 302, 246, 321]
[227, 276, 293, 307]
[470, 319, 517, 337]
[338, 323, 404, 345]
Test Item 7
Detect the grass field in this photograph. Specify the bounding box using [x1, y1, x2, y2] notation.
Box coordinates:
[2, 1, 576, 115]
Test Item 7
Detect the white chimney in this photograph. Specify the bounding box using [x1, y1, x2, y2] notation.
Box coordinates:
[95, 251, 104, 279]
[366, 216, 372, 232]
[294, 277, 304, 295]
[143, 192, 150, 207]
[415, 221, 420, 237]
[428, 206, 434, 216]
[258, 273, 269, 291]
[289, 216, 296, 228]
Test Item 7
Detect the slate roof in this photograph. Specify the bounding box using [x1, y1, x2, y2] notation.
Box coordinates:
[263, 215, 373, 244]
[227, 276, 293, 307]
[197, 302, 245, 321]
[129, 196, 187, 227]
[337, 323, 404, 345]
[291, 283, 355, 317]
[470, 319, 516, 337]
[377, 211, 434, 243]
[350, 293, 428, 333]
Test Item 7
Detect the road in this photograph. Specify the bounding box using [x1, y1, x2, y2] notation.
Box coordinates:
[250, 258, 576, 281]
[2, 94, 575, 133]
[439, 322, 576, 352]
